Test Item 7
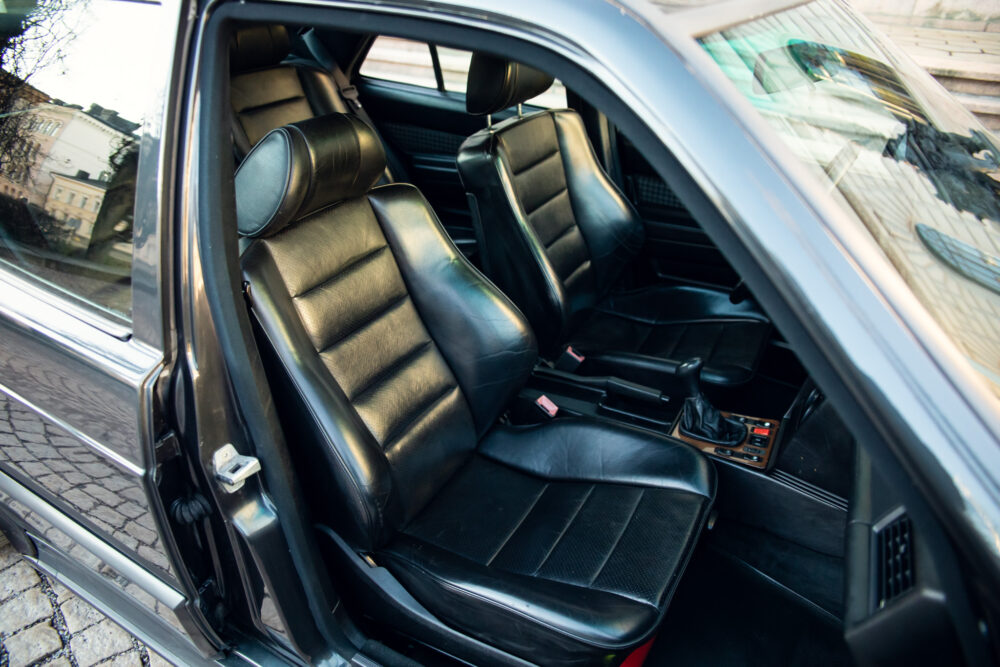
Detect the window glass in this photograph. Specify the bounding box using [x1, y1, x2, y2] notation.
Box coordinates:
[436, 45, 567, 108]
[702, 0, 1000, 398]
[436, 45, 471, 93]
[360, 37, 437, 89]
[0, 0, 161, 323]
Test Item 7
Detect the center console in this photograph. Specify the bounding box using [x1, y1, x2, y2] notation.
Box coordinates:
[669, 413, 779, 470]
[511, 356, 783, 472]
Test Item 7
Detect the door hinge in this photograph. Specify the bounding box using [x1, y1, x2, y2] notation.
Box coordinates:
[212, 444, 261, 493]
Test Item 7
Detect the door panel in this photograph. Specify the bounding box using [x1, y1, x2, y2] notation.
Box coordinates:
[618, 135, 740, 288]
[358, 79, 489, 257]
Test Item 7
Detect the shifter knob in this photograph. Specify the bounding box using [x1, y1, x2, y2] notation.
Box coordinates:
[677, 357, 704, 399]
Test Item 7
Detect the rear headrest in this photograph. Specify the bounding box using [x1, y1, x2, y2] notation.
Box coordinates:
[230, 24, 291, 73]
[235, 114, 386, 238]
[466, 53, 554, 115]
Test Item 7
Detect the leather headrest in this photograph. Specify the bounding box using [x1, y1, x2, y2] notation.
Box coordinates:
[465, 53, 554, 115]
[230, 24, 291, 73]
[235, 114, 386, 238]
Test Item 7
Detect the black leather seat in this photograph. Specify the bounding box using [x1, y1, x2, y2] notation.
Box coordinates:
[236, 113, 715, 665]
[229, 25, 350, 159]
[457, 54, 770, 390]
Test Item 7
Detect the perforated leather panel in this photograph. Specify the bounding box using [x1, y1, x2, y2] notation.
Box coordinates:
[402, 456, 703, 605]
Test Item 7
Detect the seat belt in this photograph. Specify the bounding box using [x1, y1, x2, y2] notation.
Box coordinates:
[329, 65, 373, 130]
[330, 59, 406, 183]
[299, 29, 400, 181]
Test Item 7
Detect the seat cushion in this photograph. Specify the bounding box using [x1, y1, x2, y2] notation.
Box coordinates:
[569, 284, 770, 390]
[378, 419, 714, 666]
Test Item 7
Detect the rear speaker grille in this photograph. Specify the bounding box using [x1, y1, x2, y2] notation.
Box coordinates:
[877, 514, 914, 608]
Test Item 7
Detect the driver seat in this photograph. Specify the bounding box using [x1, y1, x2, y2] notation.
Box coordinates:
[236, 113, 716, 665]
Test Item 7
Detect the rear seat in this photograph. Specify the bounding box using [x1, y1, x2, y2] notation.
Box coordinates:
[229, 24, 404, 185]
[229, 24, 351, 160]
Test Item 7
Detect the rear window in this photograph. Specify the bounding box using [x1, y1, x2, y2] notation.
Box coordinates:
[361, 36, 567, 109]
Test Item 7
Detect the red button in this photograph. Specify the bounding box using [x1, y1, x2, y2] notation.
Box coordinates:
[752, 427, 770, 436]
[535, 395, 559, 418]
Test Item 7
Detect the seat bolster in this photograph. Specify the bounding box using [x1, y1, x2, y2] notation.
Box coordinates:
[479, 420, 715, 499]
[380, 534, 660, 660]
[551, 111, 644, 289]
[368, 185, 539, 438]
[242, 241, 401, 549]
[599, 284, 769, 325]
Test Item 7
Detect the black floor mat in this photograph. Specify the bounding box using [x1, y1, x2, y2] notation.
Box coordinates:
[774, 400, 855, 498]
[708, 519, 845, 617]
[648, 548, 854, 667]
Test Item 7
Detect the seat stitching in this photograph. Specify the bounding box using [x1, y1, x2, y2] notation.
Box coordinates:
[349, 339, 432, 402]
[381, 383, 457, 448]
[588, 489, 645, 586]
[380, 552, 659, 649]
[542, 218, 577, 250]
[241, 94, 309, 115]
[486, 483, 549, 567]
[511, 148, 559, 176]
[525, 185, 567, 218]
[316, 293, 408, 354]
[562, 258, 591, 285]
[531, 484, 595, 575]
[293, 244, 389, 299]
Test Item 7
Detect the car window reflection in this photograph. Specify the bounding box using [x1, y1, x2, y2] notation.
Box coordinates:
[702, 0, 1000, 397]
[0, 0, 160, 323]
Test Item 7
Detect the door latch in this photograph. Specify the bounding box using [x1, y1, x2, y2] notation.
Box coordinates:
[213, 444, 261, 493]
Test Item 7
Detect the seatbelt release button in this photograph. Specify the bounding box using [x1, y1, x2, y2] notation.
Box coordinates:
[554, 345, 586, 371]
[535, 395, 559, 418]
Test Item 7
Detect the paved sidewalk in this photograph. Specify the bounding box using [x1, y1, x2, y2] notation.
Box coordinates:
[0, 541, 171, 667]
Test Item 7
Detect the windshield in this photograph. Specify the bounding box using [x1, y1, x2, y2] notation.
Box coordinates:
[701, 0, 1000, 398]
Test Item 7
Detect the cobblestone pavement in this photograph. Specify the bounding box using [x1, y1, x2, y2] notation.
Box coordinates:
[0, 540, 172, 667]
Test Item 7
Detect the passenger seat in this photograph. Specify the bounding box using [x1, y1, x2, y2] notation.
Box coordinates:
[236, 113, 716, 665]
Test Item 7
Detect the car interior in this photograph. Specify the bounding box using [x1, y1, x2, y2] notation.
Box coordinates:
[188, 18, 969, 667]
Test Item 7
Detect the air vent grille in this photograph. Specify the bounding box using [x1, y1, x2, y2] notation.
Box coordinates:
[877, 514, 914, 608]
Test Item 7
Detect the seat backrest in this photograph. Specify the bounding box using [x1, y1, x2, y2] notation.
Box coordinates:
[457, 54, 644, 355]
[229, 24, 349, 159]
[236, 114, 537, 550]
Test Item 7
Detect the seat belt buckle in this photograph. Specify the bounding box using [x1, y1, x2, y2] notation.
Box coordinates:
[534, 395, 559, 418]
[553, 345, 586, 372]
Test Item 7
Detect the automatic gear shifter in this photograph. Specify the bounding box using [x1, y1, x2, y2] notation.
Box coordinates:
[677, 358, 746, 446]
